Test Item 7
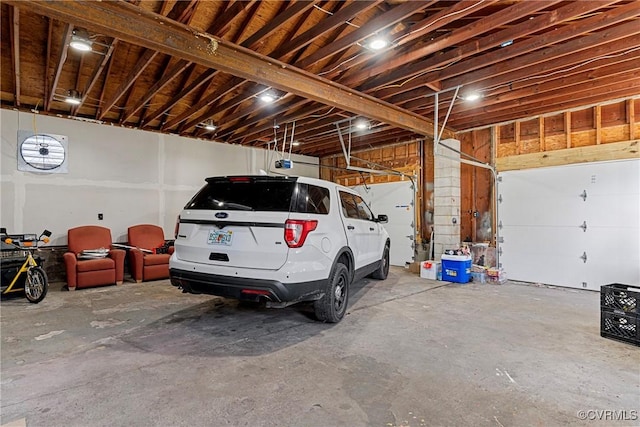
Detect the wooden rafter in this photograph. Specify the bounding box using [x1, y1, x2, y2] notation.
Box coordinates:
[46, 24, 72, 112]
[377, 0, 624, 102]
[270, 1, 382, 60]
[296, 1, 432, 70]
[355, 0, 559, 92]
[449, 82, 640, 130]
[10, 6, 20, 107]
[2, 0, 638, 156]
[444, 20, 640, 89]
[241, 1, 317, 49]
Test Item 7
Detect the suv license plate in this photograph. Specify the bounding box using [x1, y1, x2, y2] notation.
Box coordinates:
[207, 229, 233, 246]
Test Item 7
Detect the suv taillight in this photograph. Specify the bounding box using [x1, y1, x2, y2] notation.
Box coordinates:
[284, 219, 318, 248]
[174, 215, 181, 238]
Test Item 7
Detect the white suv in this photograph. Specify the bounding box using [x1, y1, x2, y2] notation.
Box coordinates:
[169, 175, 390, 322]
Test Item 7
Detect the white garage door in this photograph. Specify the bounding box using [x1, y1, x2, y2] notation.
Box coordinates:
[498, 159, 640, 290]
[353, 181, 415, 267]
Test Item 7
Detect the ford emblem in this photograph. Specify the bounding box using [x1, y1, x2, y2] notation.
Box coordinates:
[215, 212, 228, 219]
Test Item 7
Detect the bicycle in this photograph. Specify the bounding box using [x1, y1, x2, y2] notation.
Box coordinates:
[1, 228, 52, 303]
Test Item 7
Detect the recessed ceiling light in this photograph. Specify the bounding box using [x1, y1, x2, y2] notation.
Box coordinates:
[500, 40, 513, 48]
[368, 37, 388, 50]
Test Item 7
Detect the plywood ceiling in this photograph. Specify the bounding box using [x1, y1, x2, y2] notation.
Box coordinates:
[1, 0, 639, 157]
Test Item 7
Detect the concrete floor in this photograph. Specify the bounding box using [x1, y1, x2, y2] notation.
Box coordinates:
[1, 268, 638, 427]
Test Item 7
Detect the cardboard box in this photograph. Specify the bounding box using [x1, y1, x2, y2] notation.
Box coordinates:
[408, 262, 421, 274]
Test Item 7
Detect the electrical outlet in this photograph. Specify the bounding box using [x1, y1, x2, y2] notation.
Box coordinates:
[98, 213, 103, 220]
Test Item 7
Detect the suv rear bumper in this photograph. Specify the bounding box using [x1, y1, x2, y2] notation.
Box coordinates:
[169, 268, 325, 304]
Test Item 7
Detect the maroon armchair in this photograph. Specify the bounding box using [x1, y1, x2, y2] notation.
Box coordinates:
[128, 224, 173, 282]
[63, 225, 125, 291]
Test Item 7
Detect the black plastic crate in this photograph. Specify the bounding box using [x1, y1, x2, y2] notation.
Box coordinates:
[601, 283, 640, 315]
[600, 308, 639, 347]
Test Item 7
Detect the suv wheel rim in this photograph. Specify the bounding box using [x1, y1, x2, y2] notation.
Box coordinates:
[334, 277, 346, 311]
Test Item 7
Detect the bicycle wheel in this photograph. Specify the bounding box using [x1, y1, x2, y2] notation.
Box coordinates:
[25, 266, 48, 303]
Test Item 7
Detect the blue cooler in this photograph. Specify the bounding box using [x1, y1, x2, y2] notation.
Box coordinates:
[440, 254, 472, 283]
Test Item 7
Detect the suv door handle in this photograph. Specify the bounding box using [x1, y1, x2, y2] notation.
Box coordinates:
[347, 225, 355, 230]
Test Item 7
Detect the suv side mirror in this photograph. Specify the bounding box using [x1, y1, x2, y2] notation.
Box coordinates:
[376, 214, 388, 224]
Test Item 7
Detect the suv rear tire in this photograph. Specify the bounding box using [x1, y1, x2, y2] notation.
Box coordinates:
[314, 263, 349, 323]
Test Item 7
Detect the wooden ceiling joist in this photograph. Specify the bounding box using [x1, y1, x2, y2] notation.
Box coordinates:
[14, 0, 447, 138]
[46, 24, 72, 112]
[1, 1, 637, 156]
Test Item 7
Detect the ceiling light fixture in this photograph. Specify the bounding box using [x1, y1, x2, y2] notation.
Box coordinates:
[260, 93, 276, 103]
[461, 92, 481, 102]
[368, 37, 388, 50]
[64, 89, 82, 105]
[355, 119, 370, 130]
[203, 120, 217, 131]
[292, 141, 301, 147]
[69, 29, 93, 52]
[500, 40, 514, 48]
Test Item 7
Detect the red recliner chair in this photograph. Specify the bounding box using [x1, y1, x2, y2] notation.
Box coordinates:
[128, 224, 173, 282]
[63, 226, 125, 291]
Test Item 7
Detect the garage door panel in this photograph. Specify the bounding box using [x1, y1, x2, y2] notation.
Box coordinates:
[353, 181, 414, 267]
[501, 228, 587, 287]
[585, 194, 640, 226]
[583, 227, 640, 288]
[499, 160, 639, 290]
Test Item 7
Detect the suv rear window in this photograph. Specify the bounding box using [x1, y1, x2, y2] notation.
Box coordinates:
[293, 183, 330, 215]
[185, 177, 330, 214]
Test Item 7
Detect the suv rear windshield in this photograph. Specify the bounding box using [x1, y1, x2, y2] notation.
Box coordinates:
[185, 176, 330, 214]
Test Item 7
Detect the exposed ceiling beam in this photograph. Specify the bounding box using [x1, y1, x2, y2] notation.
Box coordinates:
[97, 49, 158, 120]
[449, 83, 640, 130]
[141, 67, 216, 128]
[11, 0, 451, 139]
[227, 102, 332, 143]
[240, 1, 317, 50]
[354, 0, 561, 92]
[181, 83, 272, 134]
[44, 17, 53, 108]
[217, 96, 311, 140]
[72, 39, 117, 114]
[10, 6, 20, 107]
[323, 0, 492, 82]
[46, 23, 72, 111]
[120, 57, 191, 123]
[378, 0, 626, 103]
[145, 1, 318, 133]
[460, 34, 640, 104]
[444, 19, 640, 89]
[296, 0, 429, 70]
[339, 0, 502, 87]
[450, 59, 640, 114]
[270, 1, 382, 61]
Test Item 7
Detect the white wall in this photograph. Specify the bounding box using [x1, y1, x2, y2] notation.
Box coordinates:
[0, 109, 318, 245]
